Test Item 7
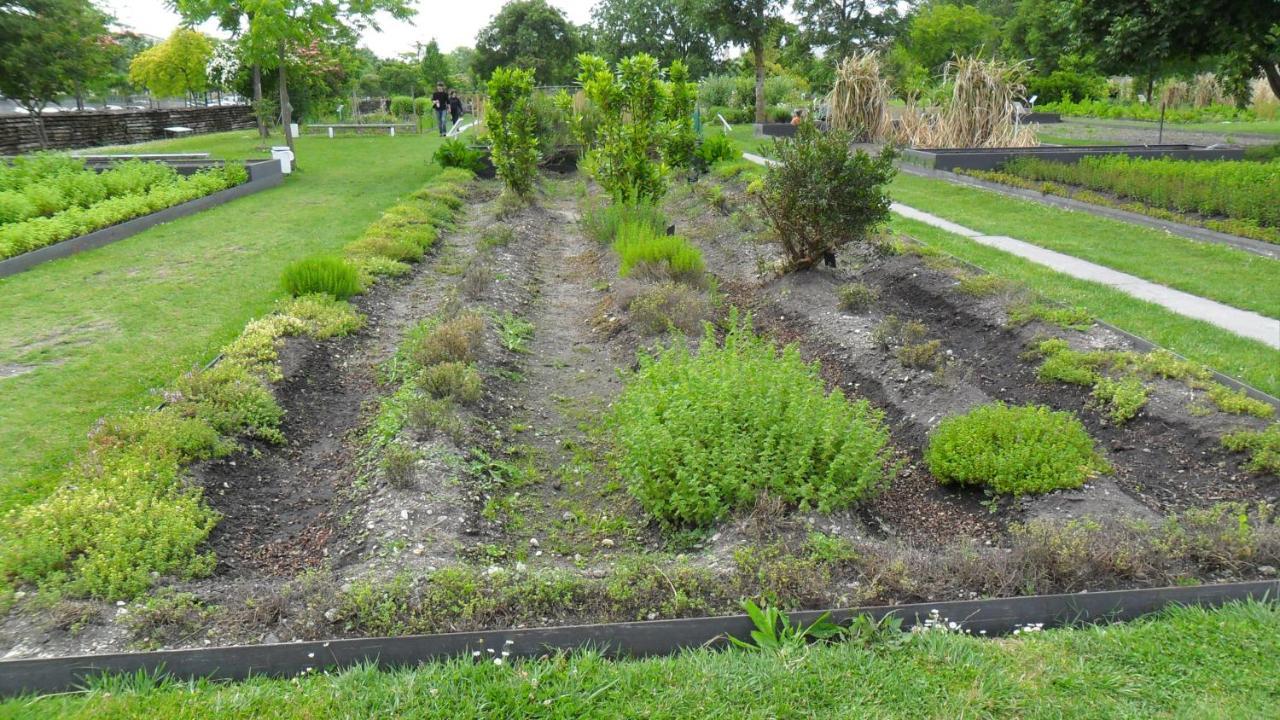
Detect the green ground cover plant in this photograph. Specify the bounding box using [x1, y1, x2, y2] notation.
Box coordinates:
[756, 123, 896, 270]
[1222, 424, 1280, 475]
[6, 601, 1277, 718]
[0, 163, 248, 259]
[607, 312, 891, 527]
[280, 256, 362, 299]
[612, 220, 705, 285]
[926, 402, 1109, 494]
[983, 156, 1280, 243]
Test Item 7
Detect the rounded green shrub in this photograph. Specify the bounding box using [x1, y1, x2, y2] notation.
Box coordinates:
[281, 256, 362, 299]
[608, 311, 892, 527]
[925, 402, 1109, 495]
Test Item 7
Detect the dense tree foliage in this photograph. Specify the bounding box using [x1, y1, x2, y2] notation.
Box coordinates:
[702, 0, 786, 123]
[129, 28, 214, 100]
[589, 0, 721, 78]
[474, 0, 582, 85]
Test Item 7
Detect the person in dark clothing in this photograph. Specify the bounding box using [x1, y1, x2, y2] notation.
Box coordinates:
[430, 81, 449, 136]
[448, 91, 464, 126]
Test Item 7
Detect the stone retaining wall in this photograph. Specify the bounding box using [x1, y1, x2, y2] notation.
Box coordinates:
[0, 106, 255, 155]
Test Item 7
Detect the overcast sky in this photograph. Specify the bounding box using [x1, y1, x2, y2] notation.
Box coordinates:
[101, 0, 599, 58]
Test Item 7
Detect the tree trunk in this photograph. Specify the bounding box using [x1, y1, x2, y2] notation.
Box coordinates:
[253, 62, 267, 139]
[278, 43, 295, 164]
[1264, 62, 1280, 104]
[74, 82, 84, 111]
[753, 42, 766, 124]
[31, 110, 48, 149]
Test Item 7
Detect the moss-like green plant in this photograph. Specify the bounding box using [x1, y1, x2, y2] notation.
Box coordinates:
[1222, 424, 1280, 475]
[926, 402, 1109, 495]
[608, 311, 891, 527]
[1090, 376, 1149, 424]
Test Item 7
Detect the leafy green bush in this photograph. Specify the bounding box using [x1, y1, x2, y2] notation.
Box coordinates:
[925, 403, 1109, 495]
[696, 132, 741, 168]
[486, 66, 540, 198]
[607, 312, 892, 527]
[757, 123, 896, 270]
[280, 256, 362, 299]
[664, 60, 698, 168]
[613, 220, 705, 285]
[389, 95, 415, 117]
[838, 282, 878, 312]
[1025, 70, 1108, 104]
[432, 138, 486, 173]
[1039, 97, 1254, 123]
[413, 96, 431, 117]
[576, 53, 668, 204]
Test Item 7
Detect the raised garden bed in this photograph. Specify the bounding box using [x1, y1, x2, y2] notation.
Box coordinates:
[1, 166, 1276, 666]
[0, 158, 281, 278]
[903, 144, 1245, 171]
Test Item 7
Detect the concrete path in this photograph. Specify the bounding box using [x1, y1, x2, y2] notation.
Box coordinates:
[741, 153, 1280, 349]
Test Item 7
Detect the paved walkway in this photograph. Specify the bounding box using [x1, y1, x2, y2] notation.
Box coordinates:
[742, 153, 1280, 349]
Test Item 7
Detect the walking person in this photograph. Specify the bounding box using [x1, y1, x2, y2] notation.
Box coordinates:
[448, 90, 464, 128]
[431, 81, 449, 137]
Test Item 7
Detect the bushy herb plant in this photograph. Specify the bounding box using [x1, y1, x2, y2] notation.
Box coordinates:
[607, 311, 892, 527]
[580, 196, 666, 244]
[756, 123, 896, 270]
[433, 138, 486, 174]
[925, 402, 1109, 495]
[612, 220, 705, 285]
[280, 256, 362, 299]
[485, 67, 540, 198]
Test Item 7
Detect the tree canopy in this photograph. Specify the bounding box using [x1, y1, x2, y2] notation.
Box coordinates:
[0, 0, 114, 120]
[589, 0, 721, 78]
[129, 28, 214, 98]
[474, 0, 582, 85]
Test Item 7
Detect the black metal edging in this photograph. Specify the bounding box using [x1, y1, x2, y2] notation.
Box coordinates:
[0, 581, 1273, 698]
[0, 160, 284, 280]
[897, 163, 1280, 260]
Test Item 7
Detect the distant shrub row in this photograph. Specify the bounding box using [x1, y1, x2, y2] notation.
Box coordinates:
[1039, 98, 1255, 124]
[1000, 155, 1280, 231]
[0, 164, 248, 260]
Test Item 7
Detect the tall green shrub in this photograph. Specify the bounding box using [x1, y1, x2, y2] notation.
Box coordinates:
[757, 123, 896, 270]
[389, 95, 415, 118]
[608, 311, 892, 527]
[486, 66, 541, 198]
[664, 60, 698, 169]
[577, 53, 668, 205]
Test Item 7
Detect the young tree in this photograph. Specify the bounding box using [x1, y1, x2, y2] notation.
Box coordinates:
[1074, 0, 1280, 102]
[129, 28, 215, 102]
[485, 66, 540, 198]
[905, 3, 999, 73]
[474, 0, 581, 84]
[702, 0, 785, 123]
[169, 0, 269, 137]
[418, 39, 451, 89]
[0, 0, 114, 146]
[589, 0, 721, 78]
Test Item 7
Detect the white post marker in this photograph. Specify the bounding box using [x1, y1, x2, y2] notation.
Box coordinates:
[328, 127, 334, 138]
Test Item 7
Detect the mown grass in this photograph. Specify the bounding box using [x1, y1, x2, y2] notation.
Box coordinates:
[893, 217, 1280, 397]
[0, 129, 444, 515]
[890, 172, 1280, 318]
[4, 601, 1277, 719]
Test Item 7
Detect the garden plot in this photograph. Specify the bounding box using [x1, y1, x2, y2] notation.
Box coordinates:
[3, 164, 1277, 660]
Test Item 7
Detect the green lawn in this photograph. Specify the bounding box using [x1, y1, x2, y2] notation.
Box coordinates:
[0, 129, 444, 514]
[1160, 119, 1280, 137]
[4, 601, 1276, 719]
[890, 173, 1280, 319]
[894, 217, 1280, 396]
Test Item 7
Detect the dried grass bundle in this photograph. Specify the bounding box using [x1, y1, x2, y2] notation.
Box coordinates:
[892, 56, 1037, 149]
[827, 52, 891, 142]
[1190, 73, 1228, 107]
[1251, 76, 1278, 119]
[1158, 79, 1189, 108]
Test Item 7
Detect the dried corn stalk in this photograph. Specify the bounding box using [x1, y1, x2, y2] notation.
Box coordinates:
[891, 56, 1038, 149]
[827, 52, 891, 142]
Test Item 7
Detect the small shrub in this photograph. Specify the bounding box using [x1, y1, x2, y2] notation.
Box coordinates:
[433, 139, 486, 174]
[1222, 425, 1280, 475]
[607, 311, 892, 527]
[925, 403, 1109, 495]
[382, 442, 420, 489]
[419, 361, 482, 403]
[389, 95, 414, 118]
[403, 313, 486, 373]
[756, 123, 896, 270]
[280, 256, 362, 299]
[613, 221, 705, 285]
[581, 198, 666, 245]
[695, 132, 740, 168]
[478, 225, 514, 250]
[405, 395, 466, 442]
[837, 282, 878, 312]
[897, 339, 942, 369]
[461, 260, 494, 299]
[625, 282, 712, 335]
[1090, 376, 1149, 424]
[494, 312, 534, 353]
[576, 53, 668, 204]
[957, 273, 1009, 296]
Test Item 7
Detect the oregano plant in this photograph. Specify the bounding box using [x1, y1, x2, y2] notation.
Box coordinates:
[486, 66, 540, 198]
